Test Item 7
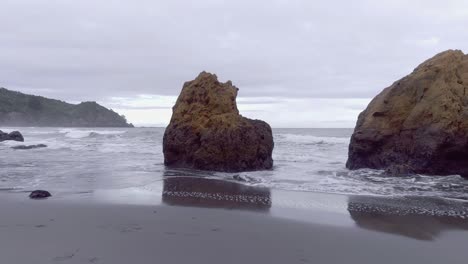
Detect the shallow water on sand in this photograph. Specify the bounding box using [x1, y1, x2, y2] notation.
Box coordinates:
[2, 127, 468, 241]
[0, 127, 468, 201]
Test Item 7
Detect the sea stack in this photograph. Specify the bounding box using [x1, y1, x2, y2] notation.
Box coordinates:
[347, 50, 468, 178]
[163, 71, 274, 172]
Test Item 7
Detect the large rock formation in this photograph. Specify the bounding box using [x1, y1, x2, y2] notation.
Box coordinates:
[163, 72, 274, 172]
[347, 50, 468, 178]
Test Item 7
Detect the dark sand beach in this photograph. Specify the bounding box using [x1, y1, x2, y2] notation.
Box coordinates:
[1, 127, 468, 264]
[1, 177, 467, 264]
[2, 1, 468, 263]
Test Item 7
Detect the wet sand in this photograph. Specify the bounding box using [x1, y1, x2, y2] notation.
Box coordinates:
[1, 177, 468, 264]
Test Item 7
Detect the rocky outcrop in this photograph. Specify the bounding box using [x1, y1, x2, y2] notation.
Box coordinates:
[347, 50, 468, 178]
[163, 72, 274, 172]
[11, 144, 47, 150]
[0, 130, 24, 142]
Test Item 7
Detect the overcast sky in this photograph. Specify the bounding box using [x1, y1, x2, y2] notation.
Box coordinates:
[1, 0, 467, 127]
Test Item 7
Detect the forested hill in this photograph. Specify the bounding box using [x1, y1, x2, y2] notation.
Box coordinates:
[0, 87, 133, 127]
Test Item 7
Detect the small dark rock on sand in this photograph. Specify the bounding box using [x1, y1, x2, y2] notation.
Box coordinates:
[29, 190, 52, 199]
[11, 144, 47, 150]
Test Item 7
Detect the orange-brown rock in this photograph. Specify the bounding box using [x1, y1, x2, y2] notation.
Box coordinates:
[347, 50, 468, 178]
[163, 72, 274, 172]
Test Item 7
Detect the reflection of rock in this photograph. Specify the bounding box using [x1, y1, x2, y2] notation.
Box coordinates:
[162, 176, 271, 211]
[11, 144, 47, 150]
[0, 130, 24, 142]
[163, 72, 274, 172]
[347, 50, 468, 178]
[348, 196, 468, 240]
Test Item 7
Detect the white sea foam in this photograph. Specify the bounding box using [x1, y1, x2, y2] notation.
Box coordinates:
[58, 128, 126, 139]
[1, 127, 468, 202]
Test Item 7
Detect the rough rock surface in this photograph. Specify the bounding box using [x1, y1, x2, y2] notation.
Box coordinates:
[163, 72, 274, 172]
[0, 130, 24, 142]
[347, 50, 468, 178]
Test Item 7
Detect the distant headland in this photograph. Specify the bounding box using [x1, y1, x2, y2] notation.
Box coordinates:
[0, 87, 133, 127]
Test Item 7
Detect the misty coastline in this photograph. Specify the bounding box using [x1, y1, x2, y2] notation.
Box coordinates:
[0, 88, 133, 127]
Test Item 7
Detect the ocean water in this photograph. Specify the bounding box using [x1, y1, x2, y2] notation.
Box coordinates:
[0, 127, 468, 201]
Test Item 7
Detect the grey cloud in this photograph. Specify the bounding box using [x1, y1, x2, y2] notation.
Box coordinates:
[0, 0, 467, 103]
[237, 98, 285, 105]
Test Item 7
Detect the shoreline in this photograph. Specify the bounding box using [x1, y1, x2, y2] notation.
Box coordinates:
[1, 178, 468, 263]
[1, 194, 468, 264]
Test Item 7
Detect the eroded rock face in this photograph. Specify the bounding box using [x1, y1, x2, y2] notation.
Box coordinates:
[347, 50, 468, 178]
[0, 130, 24, 142]
[163, 72, 274, 172]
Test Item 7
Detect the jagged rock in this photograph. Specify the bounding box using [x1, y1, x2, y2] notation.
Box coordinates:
[29, 190, 52, 199]
[347, 50, 468, 178]
[11, 144, 47, 150]
[0, 130, 24, 142]
[163, 71, 274, 172]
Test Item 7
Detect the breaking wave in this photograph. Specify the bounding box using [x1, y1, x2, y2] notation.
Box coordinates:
[1, 127, 467, 202]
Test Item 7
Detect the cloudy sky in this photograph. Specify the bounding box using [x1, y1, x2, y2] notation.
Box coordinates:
[1, 0, 467, 127]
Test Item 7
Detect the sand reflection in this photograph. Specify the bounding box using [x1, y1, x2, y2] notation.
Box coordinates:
[162, 175, 271, 211]
[348, 196, 468, 240]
